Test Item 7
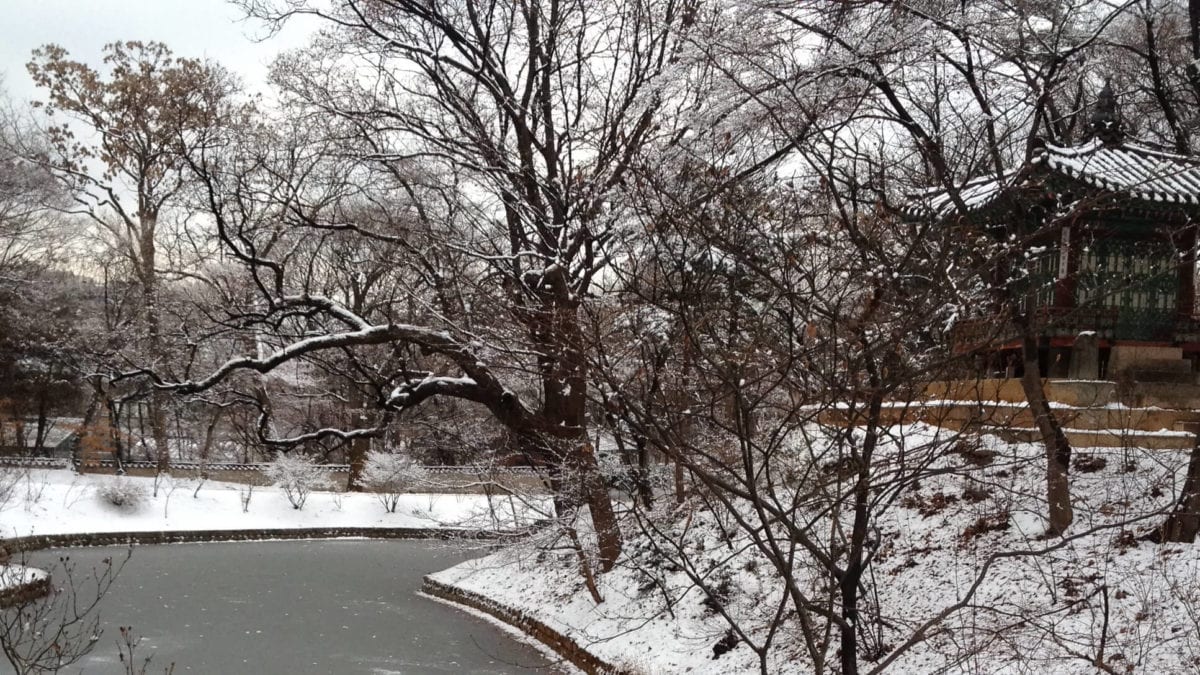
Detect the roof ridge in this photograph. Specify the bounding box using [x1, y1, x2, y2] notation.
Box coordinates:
[1117, 140, 1200, 164]
[909, 170, 1013, 197]
[1045, 137, 1200, 164]
[904, 137, 1200, 216]
[1043, 138, 1103, 158]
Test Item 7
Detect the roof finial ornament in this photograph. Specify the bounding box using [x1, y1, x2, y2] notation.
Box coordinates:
[1089, 80, 1124, 146]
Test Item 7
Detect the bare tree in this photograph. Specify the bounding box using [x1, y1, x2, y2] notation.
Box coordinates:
[764, 0, 1145, 535]
[0, 81, 68, 285]
[25, 41, 239, 473]
[152, 0, 769, 571]
[593, 144, 993, 673]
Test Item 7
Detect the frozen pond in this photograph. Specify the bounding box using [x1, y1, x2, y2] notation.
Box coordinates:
[28, 540, 558, 674]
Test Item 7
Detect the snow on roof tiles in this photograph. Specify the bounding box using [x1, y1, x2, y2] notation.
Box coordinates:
[906, 172, 1013, 217]
[1043, 139, 1200, 205]
[907, 139, 1200, 217]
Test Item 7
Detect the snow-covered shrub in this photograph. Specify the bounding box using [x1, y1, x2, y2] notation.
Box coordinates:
[96, 478, 146, 510]
[362, 450, 426, 513]
[265, 454, 329, 510]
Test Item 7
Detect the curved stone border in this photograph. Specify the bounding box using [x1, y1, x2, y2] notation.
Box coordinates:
[2, 526, 516, 554]
[422, 576, 628, 675]
[0, 571, 51, 608]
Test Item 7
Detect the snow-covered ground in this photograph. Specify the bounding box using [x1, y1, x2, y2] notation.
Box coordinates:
[0, 469, 546, 540]
[433, 427, 1200, 674]
[8, 432, 1200, 673]
[0, 564, 45, 588]
[0, 468, 548, 593]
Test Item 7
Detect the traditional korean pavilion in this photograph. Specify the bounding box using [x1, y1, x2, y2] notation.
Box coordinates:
[911, 85, 1200, 382]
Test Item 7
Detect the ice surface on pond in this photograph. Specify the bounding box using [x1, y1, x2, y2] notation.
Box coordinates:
[29, 540, 561, 674]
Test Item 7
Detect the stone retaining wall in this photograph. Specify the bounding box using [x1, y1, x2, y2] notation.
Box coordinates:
[1, 526, 513, 554]
[924, 377, 1200, 409]
[422, 576, 628, 675]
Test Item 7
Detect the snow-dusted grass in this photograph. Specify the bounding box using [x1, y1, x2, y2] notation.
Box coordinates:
[433, 428, 1200, 674]
[0, 469, 547, 540]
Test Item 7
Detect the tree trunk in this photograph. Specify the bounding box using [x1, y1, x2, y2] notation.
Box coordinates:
[674, 335, 696, 505]
[837, 386, 885, 675]
[345, 387, 369, 491]
[579, 442, 622, 572]
[635, 438, 654, 509]
[674, 460, 686, 505]
[1158, 432, 1200, 542]
[347, 437, 369, 491]
[839, 562, 862, 675]
[1020, 333, 1074, 534]
[539, 295, 622, 572]
[199, 408, 222, 464]
[34, 385, 50, 454]
[77, 376, 106, 466]
[140, 221, 170, 475]
[150, 390, 171, 473]
[106, 397, 125, 468]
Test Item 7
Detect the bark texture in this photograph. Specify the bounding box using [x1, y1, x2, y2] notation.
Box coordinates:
[1020, 333, 1074, 534]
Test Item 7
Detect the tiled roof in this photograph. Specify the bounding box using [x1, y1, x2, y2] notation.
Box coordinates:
[906, 139, 1200, 217]
[906, 173, 1013, 217]
[1041, 139, 1200, 205]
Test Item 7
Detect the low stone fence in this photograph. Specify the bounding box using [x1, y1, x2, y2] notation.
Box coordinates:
[421, 466, 549, 494]
[1, 526, 516, 555]
[422, 576, 628, 675]
[0, 456, 70, 470]
[78, 459, 338, 489]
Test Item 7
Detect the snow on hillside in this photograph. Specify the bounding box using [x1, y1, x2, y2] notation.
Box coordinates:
[434, 427, 1200, 674]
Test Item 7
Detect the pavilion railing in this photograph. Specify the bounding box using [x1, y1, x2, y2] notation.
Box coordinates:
[951, 306, 1121, 354]
[952, 307, 1200, 354]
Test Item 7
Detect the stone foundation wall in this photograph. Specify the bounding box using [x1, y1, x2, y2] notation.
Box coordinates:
[923, 377, 1200, 410]
[421, 576, 628, 675]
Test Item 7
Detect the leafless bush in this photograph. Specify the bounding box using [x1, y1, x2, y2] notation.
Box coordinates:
[116, 625, 175, 675]
[96, 478, 147, 510]
[362, 450, 426, 513]
[264, 454, 328, 510]
[0, 466, 22, 511]
[20, 471, 48, 511]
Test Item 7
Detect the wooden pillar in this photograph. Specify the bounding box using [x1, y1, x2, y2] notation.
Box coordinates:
[1054, 225, 1077, 308]
[1178, 225, 1196, 318]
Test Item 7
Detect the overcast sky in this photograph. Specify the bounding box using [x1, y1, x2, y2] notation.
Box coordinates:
[1, 0, 316, 105]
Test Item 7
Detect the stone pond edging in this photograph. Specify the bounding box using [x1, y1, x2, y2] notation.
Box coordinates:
[1, 526, 602, 671]
[421, 576, 628, 675]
